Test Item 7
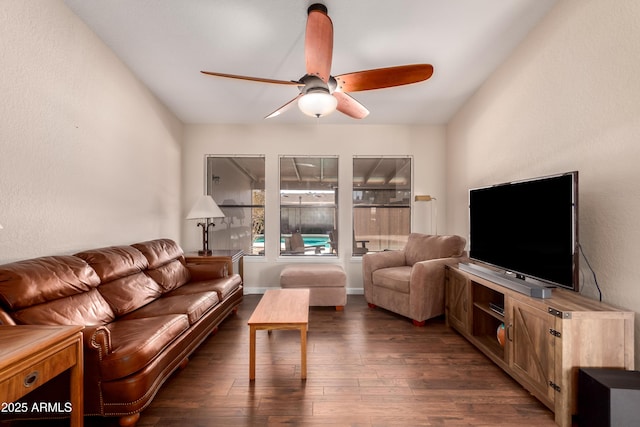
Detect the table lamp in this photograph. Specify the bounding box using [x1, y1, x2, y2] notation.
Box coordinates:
[186, 195, 225, 255]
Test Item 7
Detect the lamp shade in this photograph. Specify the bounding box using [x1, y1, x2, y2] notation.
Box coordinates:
[186, 195, 225, 219]
[298, 89, 338, 118]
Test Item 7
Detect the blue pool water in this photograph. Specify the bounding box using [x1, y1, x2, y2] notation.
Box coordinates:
[253, 235, 330, 247]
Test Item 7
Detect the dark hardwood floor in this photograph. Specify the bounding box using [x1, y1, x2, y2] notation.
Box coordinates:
[5, 295, 557, 426]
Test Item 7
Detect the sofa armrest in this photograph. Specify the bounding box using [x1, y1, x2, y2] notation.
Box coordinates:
[0, 307, 16, 325]
[84, 324, 112, 355]
[185, 262, 228, 281]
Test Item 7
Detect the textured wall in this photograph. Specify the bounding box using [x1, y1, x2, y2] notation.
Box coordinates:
[182, 124, 446, 291]
[0, 1, 184, 262]
[446, 0, 640, 365]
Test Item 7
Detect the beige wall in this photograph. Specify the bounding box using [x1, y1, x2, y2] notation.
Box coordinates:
[0, 1, 184, 262]
[182, 124, 446, 292]
[7, 0, 635, 360]
[446, 0, 640, 365]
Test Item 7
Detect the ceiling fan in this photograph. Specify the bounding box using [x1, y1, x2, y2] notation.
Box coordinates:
[201, 3, 434, 120]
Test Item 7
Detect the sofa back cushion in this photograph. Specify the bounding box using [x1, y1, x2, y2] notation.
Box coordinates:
[97, 273, 163, 317]
[13, 289, 115, 325]
[0, 256, 101, 311]
[145, 260, 191, 292]
[75, 245, 148, 283]
[0, 256, 115, 326]
[404, 233, 467, 266]
[131, 239, 184, 269]
[132, 239, 190, 292]
[76, 245, 163, 317]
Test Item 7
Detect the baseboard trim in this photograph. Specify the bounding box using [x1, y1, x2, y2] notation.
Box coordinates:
[244, 287, 364, 295]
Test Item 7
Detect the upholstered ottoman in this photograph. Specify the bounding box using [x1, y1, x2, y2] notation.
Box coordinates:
[280, 264, 347, 310]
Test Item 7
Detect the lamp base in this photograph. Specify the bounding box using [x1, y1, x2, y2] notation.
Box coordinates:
[198, 249, 212, 256]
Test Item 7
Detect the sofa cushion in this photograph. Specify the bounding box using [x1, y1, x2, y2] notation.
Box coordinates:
[75, 245, 148, 283]
[372, 266, 411, 293]
[131, 239, 184, 269]
[145, 259, 191, 293]
[165, 275, 242, 300]
[280, 264, 347, 288]
[98, 272, 164, 317]
[122, 292, 219, 325]
[0, 256, 100, 311]
[12, 288, 115, 325]
[99, 314, 189, 381]
[404, 234, 466, 266]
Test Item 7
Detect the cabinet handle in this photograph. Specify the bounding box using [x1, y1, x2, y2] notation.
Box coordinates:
[24, 371, 39, 388]
[506, 323, 513, 342]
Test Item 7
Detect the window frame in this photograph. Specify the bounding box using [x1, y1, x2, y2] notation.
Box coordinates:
[205, 155, 266, 256]
[279, 155, 338, 257]
[352, 155, 413, 254]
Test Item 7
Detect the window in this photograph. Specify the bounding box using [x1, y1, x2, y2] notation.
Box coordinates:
[352, 156, 412, 253]
[280, 156, 337, 256]
[206, 156, 265, 256]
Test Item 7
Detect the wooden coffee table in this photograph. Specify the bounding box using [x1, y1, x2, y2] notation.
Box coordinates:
[248, 289, 310, 380]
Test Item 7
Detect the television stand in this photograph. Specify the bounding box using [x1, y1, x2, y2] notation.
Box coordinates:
[458, 262, 552, 298]
[445, 264, 634, 427]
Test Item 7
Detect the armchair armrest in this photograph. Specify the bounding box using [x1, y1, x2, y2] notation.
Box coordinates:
[409, 256, 467, 320]
[362, 250, 406, 299]
[364, 250, 406, 272]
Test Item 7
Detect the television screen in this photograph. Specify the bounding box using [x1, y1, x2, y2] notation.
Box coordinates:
[469, 171, 579, 291]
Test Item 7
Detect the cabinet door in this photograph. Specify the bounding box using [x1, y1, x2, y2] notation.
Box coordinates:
[445, 268, 470, 333]
[507, 298, 556, 408]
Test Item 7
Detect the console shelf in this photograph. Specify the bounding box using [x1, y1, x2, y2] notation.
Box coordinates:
[473, 301, 503, 320]
[445, 264, 634, 427]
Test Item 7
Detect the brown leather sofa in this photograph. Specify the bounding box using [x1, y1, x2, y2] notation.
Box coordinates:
[362, 233, 467, 326]
[0, 238, 242, 426]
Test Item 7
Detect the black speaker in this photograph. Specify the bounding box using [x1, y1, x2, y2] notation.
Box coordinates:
[578, 367, 640, 427]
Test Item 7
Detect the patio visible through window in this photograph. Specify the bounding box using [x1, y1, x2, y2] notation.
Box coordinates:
[280, 156, 338, 256]
[353, 156, 412, 253]
[206, 156, 265, 256]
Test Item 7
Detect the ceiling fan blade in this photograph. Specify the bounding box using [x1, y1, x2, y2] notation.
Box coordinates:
[335, 64, 434, 92]
[305, 4, 333, 83]
[265, 94, 303, 119]
[201, 71, 304, 86]
[334, 91, 369, 119]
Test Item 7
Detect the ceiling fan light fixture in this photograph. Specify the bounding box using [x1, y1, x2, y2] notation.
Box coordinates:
[298, 88, 337, 118]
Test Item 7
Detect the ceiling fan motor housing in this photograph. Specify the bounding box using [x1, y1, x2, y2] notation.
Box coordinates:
[299, 74, 337, 95]
[308, 3, 328, 15]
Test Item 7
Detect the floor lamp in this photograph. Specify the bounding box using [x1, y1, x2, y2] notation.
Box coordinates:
[186, 195, 226, 255]
[414, 195, 437, 235]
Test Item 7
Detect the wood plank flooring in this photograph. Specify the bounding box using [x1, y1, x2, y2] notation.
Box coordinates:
[6, 295, 557, 426]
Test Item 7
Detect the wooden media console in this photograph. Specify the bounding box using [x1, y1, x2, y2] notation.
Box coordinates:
[445, 265, 634, 427]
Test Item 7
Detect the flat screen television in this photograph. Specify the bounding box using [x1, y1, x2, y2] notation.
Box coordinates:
[468, 171, 579, 291]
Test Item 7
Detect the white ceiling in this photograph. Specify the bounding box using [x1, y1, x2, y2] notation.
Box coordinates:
[63, 0, 557, 125]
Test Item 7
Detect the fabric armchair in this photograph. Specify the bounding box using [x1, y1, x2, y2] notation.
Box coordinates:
[362, 233, 467, 326]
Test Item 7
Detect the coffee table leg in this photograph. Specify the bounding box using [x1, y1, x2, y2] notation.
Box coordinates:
[300, 324, 307, 380]
[249, 325, 256, 380]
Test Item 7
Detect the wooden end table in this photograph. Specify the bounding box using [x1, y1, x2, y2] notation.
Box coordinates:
[0, 325, 84, 427]
[184, 249, 244, 280]
[247, 289, 310, 380]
